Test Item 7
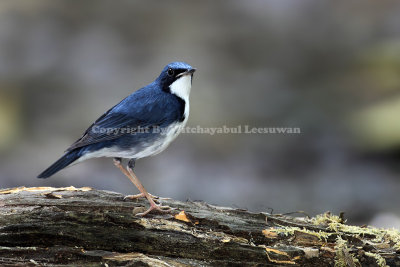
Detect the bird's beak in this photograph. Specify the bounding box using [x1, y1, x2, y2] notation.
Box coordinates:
[177, 68, 196, 77]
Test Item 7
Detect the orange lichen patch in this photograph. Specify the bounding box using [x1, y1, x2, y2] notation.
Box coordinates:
[174, 211, 191, 223]
[293, 230, 326, 246]
[320, 246, 335, 258]
[263, 247, 297, 265]
[265, 247, 290, 257]
[0, 187, 55, 194]
[262, 229, 278, 239]
[0, 186, 92, 194]
[293, 256, 302, 261]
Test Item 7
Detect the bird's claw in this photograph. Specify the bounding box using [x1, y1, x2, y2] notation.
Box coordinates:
[136, 204, 175, 216]
[124, 193, 172, 202]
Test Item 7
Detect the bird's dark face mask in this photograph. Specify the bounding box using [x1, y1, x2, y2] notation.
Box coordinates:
[158, 65, 195, 94]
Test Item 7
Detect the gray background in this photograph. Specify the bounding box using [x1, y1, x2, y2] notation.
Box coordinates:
[1, 0, 400, 226]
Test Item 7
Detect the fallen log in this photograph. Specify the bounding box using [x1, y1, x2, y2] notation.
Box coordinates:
[0, 187, 398, 266]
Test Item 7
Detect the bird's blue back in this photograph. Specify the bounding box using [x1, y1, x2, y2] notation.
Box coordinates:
[77, 80, 185, 154]
[112, 80, 183, 122]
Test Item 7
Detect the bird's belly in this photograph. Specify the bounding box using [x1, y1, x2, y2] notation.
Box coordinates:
[128, 122, 186, 159]
[79, 121, 187, 161]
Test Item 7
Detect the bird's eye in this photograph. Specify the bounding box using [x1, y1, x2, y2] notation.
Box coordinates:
[167, 68, 174, 77]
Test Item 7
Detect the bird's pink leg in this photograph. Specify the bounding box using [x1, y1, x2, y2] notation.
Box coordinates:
[113, 158, 171, 216]
[113, 159, 159, 200]
[125, 167, 172, 216]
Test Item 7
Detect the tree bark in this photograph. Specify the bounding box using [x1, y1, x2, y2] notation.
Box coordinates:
[0, 186, 398, 266]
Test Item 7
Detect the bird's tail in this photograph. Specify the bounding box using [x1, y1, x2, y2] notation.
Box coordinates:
[37, 149, 82, 178]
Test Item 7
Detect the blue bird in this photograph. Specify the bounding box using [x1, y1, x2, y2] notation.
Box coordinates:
[38, 62, 196, 215]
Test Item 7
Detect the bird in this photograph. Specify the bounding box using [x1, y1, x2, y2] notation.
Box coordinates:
[38, 61, 196, 216]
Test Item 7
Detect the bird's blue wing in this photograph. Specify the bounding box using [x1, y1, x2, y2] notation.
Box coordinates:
[66, 113, 148, 152]
[66, 89, 183, 152]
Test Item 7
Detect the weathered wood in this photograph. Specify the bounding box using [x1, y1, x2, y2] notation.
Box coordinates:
[0, 187, 399, 266]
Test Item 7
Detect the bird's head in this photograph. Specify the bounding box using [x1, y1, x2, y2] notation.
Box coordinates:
[157, 61, 196, 101]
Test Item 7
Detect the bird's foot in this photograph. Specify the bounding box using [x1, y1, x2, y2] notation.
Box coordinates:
[136, 202, 174, 216]
[124, 193, 171, 201]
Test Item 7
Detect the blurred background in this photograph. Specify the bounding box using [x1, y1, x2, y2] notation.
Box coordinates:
[1, 0, 400, 226]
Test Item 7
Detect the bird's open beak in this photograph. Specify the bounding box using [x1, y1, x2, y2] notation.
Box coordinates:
[178, 68, 196, 77]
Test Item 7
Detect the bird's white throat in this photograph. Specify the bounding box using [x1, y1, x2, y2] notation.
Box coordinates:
[169, 74, 191, 119]
[169, 75, 192, 104]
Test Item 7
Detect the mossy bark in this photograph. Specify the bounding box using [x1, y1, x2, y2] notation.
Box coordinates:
[0, 187, 398, 266]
